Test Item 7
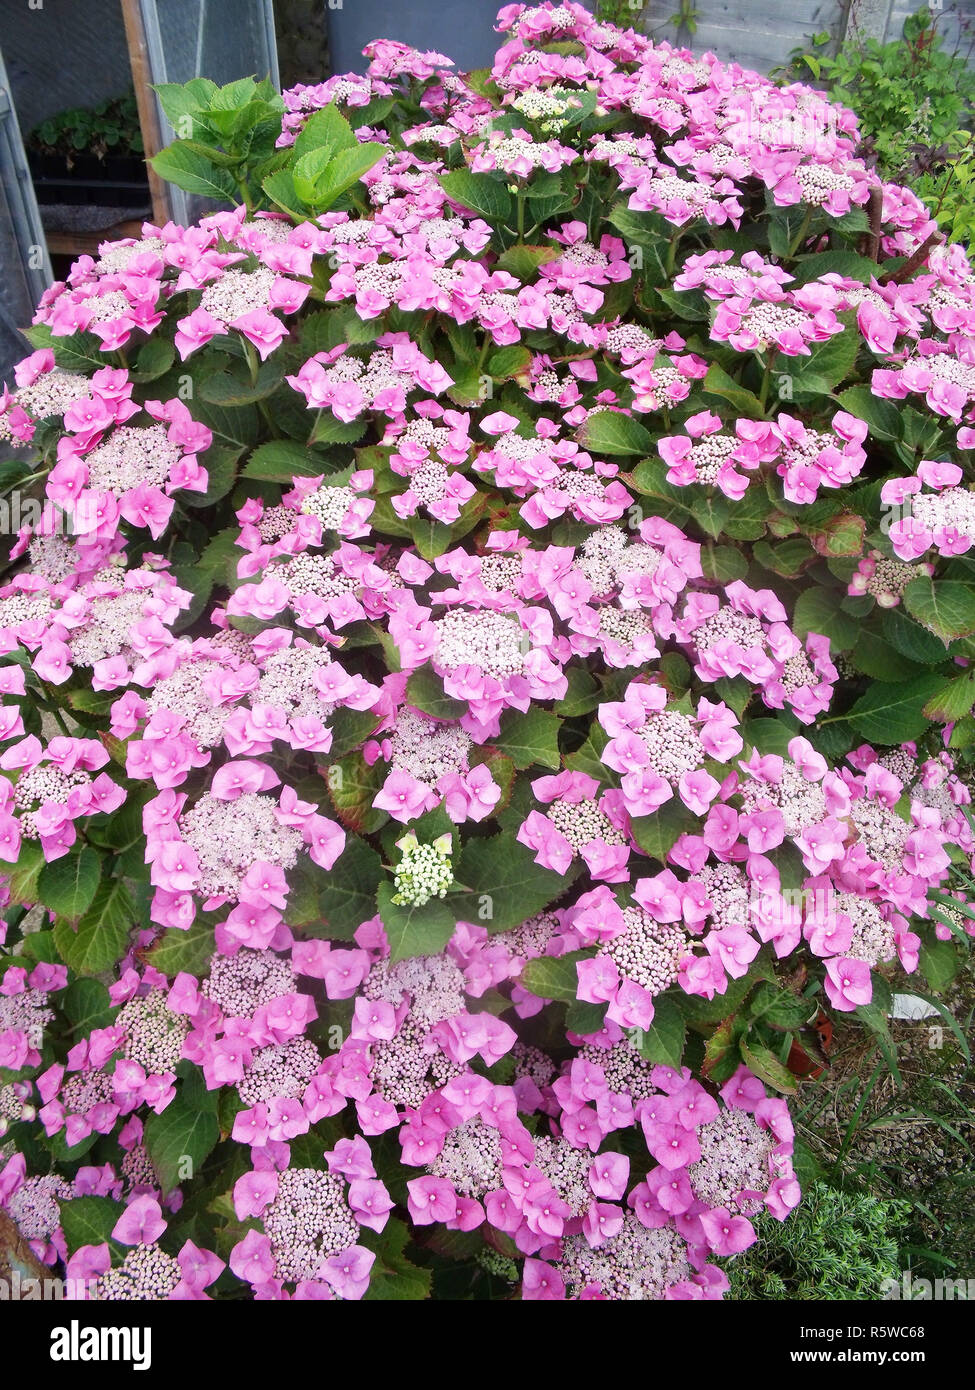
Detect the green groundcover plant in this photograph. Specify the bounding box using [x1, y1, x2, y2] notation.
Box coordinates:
[0, 2, 973, 1301]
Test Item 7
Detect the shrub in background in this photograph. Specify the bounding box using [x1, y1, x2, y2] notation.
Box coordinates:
[0, 2, 972, 1301]
[783, 9, 975, 246]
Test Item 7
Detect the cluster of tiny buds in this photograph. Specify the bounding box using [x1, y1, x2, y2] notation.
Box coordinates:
[391, 834, 454, 908]
[180, 792, 302, 900]
[363, 952, 466, 1028]
[545, 797, 625, 853]
[638, 710, 706, 782]
[200, 266, 277, 323]
[116, 989, 189, 1074]
[429, 1118, 504, 1198]
[689, 1108, 775, 1216]
[434, 609, 527, 678]
[600, 906, 689, 995]
[237, 1038, 322, 1106]
[262, 1167, 359, 1284]
[556, 1215, 692, 1300]
[203, 947, 297, 1020]
[95, 1243, 181, 1300]
[388, 708, 471, 786]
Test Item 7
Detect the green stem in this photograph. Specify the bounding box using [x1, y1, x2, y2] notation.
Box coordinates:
[788, 207, 814, 259]
[517, 195, 525, 240]
[758, 353, 774, 413]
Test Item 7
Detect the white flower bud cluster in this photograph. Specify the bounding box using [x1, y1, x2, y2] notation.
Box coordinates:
[257, 644, 334, 722]
[532, 1135, 593, 1216]
[2, 369, 90, 429]
[94, 237, 166, 274]
[546, 796, 626, 853]
[477, 554, 524, 593]
[793, 164, 856, 206]
[7, 1173, 72, 1242]
[599, 906, 689, 995]
[577, 1038, 658, 1102]
[388, 708, 471, 788]
[300, 485, 357, 531]
[847, 796, 909, 872]
[276, 552, 360, 604]
[0, 987, 54, 1050]
[13, 765, 91, 839]
[638, 709, 706, 781]
[96, 1243, 181, 1300]
[738, 761, 827, 837]
[363, 952, 466, 1028]
[27, 536, 77, 584]
[434, 609, 526, 678]
[912, 486, 975, 540]
[391, 836, 453, 907]
[200, 265, 277, 322]
[836, 892, 896, 967]
[85, 424, 178, 495]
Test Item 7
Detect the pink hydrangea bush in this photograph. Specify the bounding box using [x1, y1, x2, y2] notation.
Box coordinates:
[1, 3, 974, 1301]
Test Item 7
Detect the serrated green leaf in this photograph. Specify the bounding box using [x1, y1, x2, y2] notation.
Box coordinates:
[904, 578, 975, 645]
[493, 709, 561, 771]
[38, 847, 100, 920]
[145, 922, 216, 979]
[145, 1095, 219, 1194]
[844, 673, 947, 743]
[440, 169, 512, 222]
[58, 1196, 126, 1261]
[576, 409, 653, 457]
[520, 948, 594, 1003]
[405, 666, 467, 721]
[53, 879, 133, 975]
[456, 835, 576, 932]
[377, 881, 457, 964]
[630, 993, 685, 1068]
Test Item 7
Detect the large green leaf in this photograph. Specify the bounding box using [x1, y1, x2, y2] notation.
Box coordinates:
[792, 587, 859, 650]
[405, 666, 467, 721]
[145, 1093, 219, 1194]
[150, 144, 238, 202]
[456, 835, 576, 932]
[38, 847, 101, 920]
[317, 835, 384, 940]
[58, 1196, 126, 1261]
[630, 800, 699, 861]
[844, 673, 947, 743]
[242, 440, 321, 481]
[520, 949, 594, 1003]
[630, 993, 686, 1068]
[903, 578, 975, 645]
[147, 921, 216, 978]
[439, 169, 513, 222]
[53, 879, 133, 975]
[576, 409, 653, 457]
[377, 882, 457, 964]
[493, 709, 562, 771]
